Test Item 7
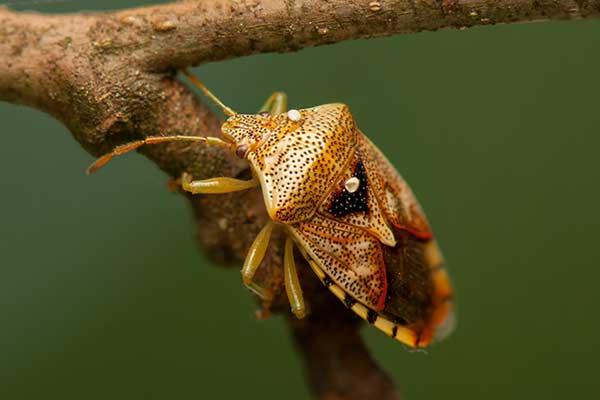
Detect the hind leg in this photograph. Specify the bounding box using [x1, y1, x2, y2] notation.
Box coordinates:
[284, 236, 306, 319]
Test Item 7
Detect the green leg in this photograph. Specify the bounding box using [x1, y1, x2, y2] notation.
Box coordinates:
[259, 92, 288, 116]
[241, 222, 275, 300]
[87, 135, 230, 175]
[284, 236, 306, 319]
[181, 172, 258, 194]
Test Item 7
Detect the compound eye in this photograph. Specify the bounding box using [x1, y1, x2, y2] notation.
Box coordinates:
[235, 144, 249, 158]
[259, 111, 270, 118]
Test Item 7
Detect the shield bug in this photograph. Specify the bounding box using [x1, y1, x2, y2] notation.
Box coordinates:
[87, 70, 455, 348]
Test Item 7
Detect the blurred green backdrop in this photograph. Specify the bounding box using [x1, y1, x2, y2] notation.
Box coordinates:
[1, 1, 599, 399]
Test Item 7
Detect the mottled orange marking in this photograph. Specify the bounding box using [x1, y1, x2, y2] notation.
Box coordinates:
[290, 216, 387, 310]
[225, 104, 357, 223]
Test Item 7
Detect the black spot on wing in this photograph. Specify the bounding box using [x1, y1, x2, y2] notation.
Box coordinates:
[414, 331, 423, 347]
[328, 160, 369, 218]
[344, 294, 357, 308]
[366, 309, 378, 324]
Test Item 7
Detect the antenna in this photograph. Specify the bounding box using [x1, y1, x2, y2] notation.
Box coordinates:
[181, 69, 237, 117]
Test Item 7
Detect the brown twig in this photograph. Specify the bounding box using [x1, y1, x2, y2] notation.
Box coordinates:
[0, 1, 598, 399]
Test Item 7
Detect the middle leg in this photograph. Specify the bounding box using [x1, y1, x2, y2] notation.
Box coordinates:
[241, 221, 275, 301]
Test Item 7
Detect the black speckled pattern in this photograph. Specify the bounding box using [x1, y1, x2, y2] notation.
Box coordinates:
[328, 160, 369, 217]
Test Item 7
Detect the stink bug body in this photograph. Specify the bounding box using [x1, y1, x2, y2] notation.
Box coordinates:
[88, 70, 454, 348]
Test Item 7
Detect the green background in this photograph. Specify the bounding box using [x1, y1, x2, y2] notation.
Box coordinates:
[1, 1, 599, 399]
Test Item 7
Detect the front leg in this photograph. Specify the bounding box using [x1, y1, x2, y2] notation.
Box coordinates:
[181, 172, 258, 194]
[259, 92, 287, 116]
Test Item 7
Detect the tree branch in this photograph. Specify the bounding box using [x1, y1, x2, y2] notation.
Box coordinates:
[0, 0, 598, 399]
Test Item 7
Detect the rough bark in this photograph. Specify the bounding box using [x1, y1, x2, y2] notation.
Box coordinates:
[1, 1, 598, 399]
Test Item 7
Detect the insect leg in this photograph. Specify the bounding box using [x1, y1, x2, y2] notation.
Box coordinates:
[258, 92, 287, 116]
[284, 236, 306, 319]
[180, 172, 258, 194]
[87, 135, 231, 174]
[241, 222, 275, 300]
